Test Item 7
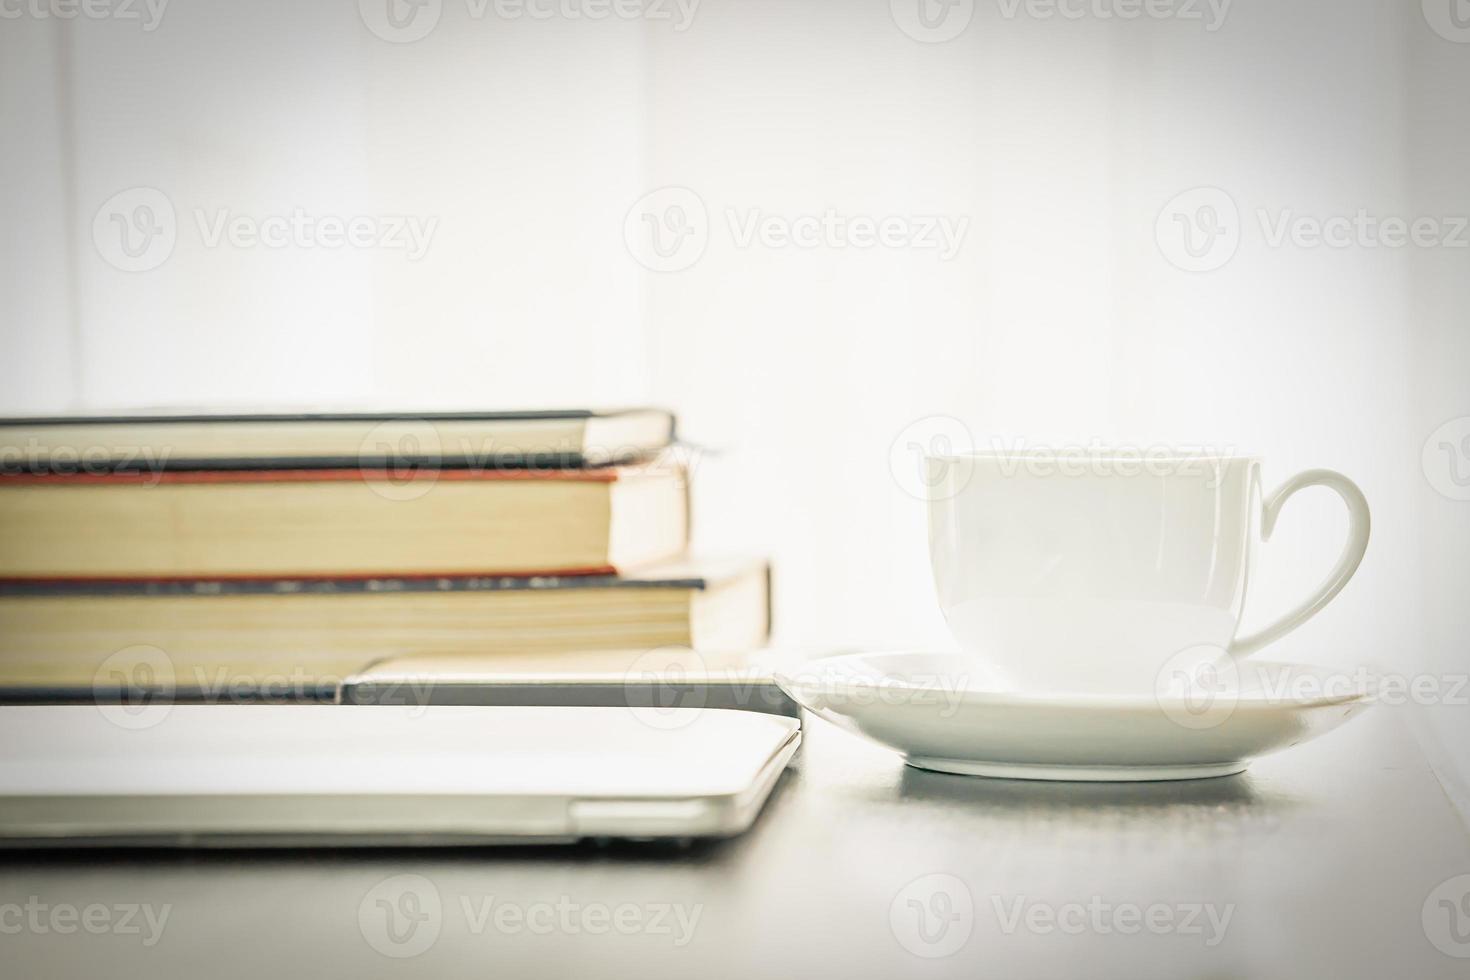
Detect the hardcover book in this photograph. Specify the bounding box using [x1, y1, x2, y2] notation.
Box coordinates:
[0, 558, 770, 695]
[0, 460, 688, 579]
[0, 407, 675, 471]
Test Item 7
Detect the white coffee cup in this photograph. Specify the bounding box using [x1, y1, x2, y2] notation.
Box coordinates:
[925, 451, 1370, 696]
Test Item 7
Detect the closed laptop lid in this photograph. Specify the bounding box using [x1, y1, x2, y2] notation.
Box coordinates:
[0, 705, 800, 845]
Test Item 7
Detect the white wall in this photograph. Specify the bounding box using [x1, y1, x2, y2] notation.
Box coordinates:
[2, 0, 1466, 803]
[645, 0, 1420, 656]
[1, 2, 650, 413]
[0, 18, 75, 409]
[1406, 5, 1470, 814]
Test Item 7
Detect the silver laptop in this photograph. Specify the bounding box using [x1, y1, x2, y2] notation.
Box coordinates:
[0, 704, 800, 846]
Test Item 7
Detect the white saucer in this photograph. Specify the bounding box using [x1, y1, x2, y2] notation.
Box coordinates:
[773, 652, 1374, 782]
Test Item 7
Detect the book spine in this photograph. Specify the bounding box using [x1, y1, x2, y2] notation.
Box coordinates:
[0, 571, 713, 597]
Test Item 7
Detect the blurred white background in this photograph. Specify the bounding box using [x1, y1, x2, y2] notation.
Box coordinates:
[2, 0, 1466, 808]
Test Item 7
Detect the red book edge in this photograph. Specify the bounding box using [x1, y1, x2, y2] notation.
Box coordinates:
[0, 467, 631, 486]
[0, 566, 621, 587]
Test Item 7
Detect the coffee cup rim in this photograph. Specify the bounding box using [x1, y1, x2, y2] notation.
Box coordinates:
[924, 450, 1261, 463]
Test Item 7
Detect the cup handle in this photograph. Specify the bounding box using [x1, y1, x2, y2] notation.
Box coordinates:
[1228, 468, 1371, 657]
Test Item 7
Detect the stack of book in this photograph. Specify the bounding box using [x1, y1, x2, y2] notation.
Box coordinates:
[0, 409, 769, 699]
